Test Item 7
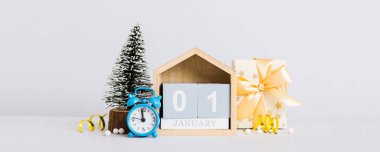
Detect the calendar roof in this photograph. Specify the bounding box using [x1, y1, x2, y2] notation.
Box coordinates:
[155, 48, 235, 75]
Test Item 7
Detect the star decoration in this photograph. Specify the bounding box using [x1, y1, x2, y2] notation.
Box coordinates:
[274, 102, 282, 110]
[239, 71, 245, 76]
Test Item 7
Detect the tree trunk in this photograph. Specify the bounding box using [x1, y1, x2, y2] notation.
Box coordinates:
[108, 108, 129, 134]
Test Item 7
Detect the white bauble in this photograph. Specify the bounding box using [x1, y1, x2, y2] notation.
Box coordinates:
[256, 125, 261, 130]
[288, 128, 294, 134]
[104, 130, 111, 136]
[113, 128, 119, 134]
[257, 129, 263, 134]
[118, 128, 125, 134]
[244, 129, 252, 134]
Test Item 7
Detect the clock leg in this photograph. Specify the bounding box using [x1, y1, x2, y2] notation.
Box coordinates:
[152, 131, 157, 138]
[128, 132, 134, 138]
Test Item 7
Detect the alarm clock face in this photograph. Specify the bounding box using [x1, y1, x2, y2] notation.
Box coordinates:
[127, 105, 158, 135]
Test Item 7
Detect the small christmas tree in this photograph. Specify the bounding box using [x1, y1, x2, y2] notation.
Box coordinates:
[104, 23, 151, 109]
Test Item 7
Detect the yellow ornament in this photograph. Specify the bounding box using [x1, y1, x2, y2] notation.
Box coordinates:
[252, 115, 279, 134]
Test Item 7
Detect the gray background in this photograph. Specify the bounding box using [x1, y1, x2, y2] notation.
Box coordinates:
[0, 1, 379, 149]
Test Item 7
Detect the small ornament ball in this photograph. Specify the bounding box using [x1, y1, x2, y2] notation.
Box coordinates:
[104, 130, 111, 136]
[288, 128, 294, 134]
[118, 128, 125, 134]
[257, 129, 263, 134]
[113, 128, 119, 134]
[256, 125, 262, 130]
[244, 129, 252, 134]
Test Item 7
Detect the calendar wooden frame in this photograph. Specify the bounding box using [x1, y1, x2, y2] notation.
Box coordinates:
[153, 48, 237, 136]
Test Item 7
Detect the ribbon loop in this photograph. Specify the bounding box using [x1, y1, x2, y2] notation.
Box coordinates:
[78, 114, 107, 133]
[78, 120, 95, 133]
[252, 115, 279, 134]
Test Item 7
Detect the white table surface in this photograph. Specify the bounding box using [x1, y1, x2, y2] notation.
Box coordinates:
[0, 116, 378, 152]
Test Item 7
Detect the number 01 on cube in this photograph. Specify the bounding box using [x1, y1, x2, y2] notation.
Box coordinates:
[162, 83, 230, 129]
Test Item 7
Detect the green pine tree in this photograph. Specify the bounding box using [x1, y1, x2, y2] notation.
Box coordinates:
[104, 24, 151, 108]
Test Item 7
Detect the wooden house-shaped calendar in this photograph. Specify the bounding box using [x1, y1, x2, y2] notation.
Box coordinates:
[153, 48, 237, 136]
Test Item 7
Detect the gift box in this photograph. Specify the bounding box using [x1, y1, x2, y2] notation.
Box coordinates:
[233, 58, 301, 129]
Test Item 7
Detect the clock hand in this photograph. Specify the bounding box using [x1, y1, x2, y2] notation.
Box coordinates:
[141, 109, 146, 122]
[132, 117, 141, 121]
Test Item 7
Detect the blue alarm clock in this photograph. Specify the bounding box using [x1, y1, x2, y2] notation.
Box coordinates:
[126, 87, 162, 138]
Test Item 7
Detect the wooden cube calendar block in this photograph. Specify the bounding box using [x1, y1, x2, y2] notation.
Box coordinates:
[197, 84, 230, 118]
[154, 48, 237, 136]
[163, 83, 198, 119]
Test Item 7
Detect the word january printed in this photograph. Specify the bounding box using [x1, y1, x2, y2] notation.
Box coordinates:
[175, 119, 216, 128]
[161, 118, 229, 129]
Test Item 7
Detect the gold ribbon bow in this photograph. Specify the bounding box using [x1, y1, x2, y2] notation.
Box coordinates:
[237, 59, 301, 127]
